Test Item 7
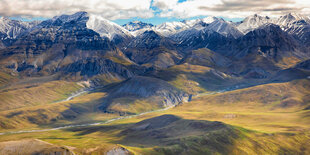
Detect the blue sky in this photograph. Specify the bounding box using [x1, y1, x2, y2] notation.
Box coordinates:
[113, 0, 243, 25]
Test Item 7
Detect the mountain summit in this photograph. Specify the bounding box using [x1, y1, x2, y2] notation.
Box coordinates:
[122, 21, 153, 31]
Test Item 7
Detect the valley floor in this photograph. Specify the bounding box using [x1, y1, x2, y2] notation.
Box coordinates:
[0, 79, 310, 154]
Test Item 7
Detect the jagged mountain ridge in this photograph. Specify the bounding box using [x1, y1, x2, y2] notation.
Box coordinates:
[0, 11, 309, 83]
[0, 11, 309, 45]
[134, 16, 243, 38]
[124, 12, 310, 44]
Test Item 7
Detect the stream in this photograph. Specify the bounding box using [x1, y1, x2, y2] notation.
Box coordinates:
[0, 88, 231, 135]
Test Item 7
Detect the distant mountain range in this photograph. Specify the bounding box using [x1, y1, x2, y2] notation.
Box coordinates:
[0, 11, 309, 89]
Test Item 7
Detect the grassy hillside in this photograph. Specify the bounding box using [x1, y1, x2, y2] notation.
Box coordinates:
[168, 79, 310, 133]
[0, 80, 83, 111]
[0, 91, 113, 130]
[0, 79, 309, 154]
[150, 63, 242, 94]
[0, 70, 17, 88]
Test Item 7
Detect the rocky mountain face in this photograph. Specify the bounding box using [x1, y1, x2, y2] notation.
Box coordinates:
[171, 28, 230, 52]
[222, 23, 307, 59]
[123, 30, 181, 68]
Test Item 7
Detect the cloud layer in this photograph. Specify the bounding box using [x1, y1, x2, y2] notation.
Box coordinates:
[153, 0, 310, 18]
[0, 0, 309, 20]
[0, 0, 153, 20]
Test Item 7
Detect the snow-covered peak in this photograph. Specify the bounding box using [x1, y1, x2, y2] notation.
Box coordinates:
[152, 16, 242, 38]
[155, 21, 189, 36]
[183, 16, 218, 27]
[284, 12, 309, 21]
[237, 14, 272, 34]
[206, 19, 243, 38]
[276, 13, 310, 29]
[130, 27, 154, 37]
[0, 17, 39, 39]
[86, 14, 133, 39]
[39, 11, 133, 40]
[122, 21, 153, 32]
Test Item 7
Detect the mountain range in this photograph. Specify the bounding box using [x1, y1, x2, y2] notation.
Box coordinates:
[0, 11, 309, 101]
[0, 11, 310, 154]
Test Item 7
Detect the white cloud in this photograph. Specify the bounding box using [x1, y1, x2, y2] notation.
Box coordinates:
[152, 0, 178, 10]
[155, 0, 223, 18]
[0, 0, 308, 20]
[0, 0, 153, 20]
[153, 0, 310, 18]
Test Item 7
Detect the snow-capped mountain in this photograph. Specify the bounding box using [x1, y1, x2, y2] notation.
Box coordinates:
[38, 11, 133, 41]
[153, 16, 218, 36]
[167, 16, 242, 44]
[204, 19, 243, 38]
[272, 13, 310, 48]
[185, 16, 218, 27]
[152, 16, 242, 38]
[123, 16, 219, 37]
[276, 13, 310, 30]
[1, 11, 310, 50]
[122, 21, 153, 31]
[285, 19, 310, 48]
[237, 14, 272, 34]
[236, 12, 310, 39]
[0, 11, 310, 82]
[0, 17, 39, 39]
[154, 21, 190, 36]
[86, 14, 133, 40]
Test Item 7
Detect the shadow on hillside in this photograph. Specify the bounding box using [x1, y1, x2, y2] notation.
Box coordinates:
[64, 114, 239, 154]
[42, 96, 108, 128]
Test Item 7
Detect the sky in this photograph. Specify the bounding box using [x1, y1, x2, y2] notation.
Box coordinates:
[0, 0, 309, 25]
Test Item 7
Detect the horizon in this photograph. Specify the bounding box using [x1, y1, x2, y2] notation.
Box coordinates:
[1, 11, 308, 26]
[0, 13, 245, 26]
